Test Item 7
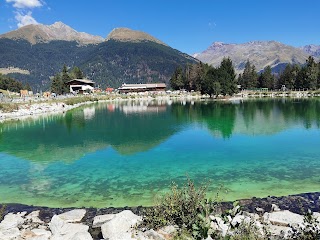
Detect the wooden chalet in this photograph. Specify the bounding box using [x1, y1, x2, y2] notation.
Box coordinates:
[118, 83, 166, 94]
[67, 79, 95, 94]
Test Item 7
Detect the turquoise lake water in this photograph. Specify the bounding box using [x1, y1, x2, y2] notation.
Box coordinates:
[0, 99, 320, 208]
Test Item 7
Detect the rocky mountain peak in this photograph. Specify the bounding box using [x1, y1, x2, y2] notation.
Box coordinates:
[300, 44, 320, 57]
[106, 27, 167, 46]
[195, 40, 313, 73]
[0, 22, 104, 45]
[50, 21, 67, 28]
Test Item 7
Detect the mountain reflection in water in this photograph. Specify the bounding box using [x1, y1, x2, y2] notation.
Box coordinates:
[0, 99, 320, 164]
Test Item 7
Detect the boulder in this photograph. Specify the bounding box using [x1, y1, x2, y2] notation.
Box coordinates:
[271, 204, 281, 212]
[230, 215, 246, 227]
[49, 215, 92, 240]
[0, 212, 25, 230]
[209, 216, 229, 237]
[57, 209, 86, 223]
[92, 214, 115, 228]
[101, 210, 142, 240]
[70, 232, 94, 240]
[0, 227, 20, 240]
[31, 229, 52, 239]
[268, 225, 292, 238]
[26, 210, 44, 224]
[263, 210, 304, 227]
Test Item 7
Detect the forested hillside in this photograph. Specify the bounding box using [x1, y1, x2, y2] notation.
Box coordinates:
[0, 39, 196, 91]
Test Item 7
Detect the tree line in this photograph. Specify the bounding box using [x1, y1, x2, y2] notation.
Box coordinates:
[238, 56, 320, 90]
[50, 65, 84, 94]
[0, 74, 31, 92]
[170, 58, 238, 97]
[171, 56, 320, 96]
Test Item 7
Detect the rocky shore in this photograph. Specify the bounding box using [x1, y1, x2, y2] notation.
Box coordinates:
[0, 101, 90, 123]
[0, 192, 319, 240]
[0, 93, 205, 123]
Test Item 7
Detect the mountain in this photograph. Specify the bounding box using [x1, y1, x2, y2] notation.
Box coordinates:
[194, 41, 313, 73]
[0, 22, 104, 45]
[0, 23, 196, 91]
[106, 28, 167, 46]
[301, 44, 320, 58]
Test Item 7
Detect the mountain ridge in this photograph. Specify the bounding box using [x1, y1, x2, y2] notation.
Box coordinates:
[194, 40, 318, 73]
[106, 27, 167, 46]
[0, 22, 104, 45]
[0, 22, 171, 47]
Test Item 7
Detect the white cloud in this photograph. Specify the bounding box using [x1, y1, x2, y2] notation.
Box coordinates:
[15, 11, 39, 28]
[6, 0, 42, 9]
[6, 0, 45, 28]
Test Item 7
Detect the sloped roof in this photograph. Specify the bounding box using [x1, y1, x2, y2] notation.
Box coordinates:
[67, 79, 95, 84]
[118, 83, 166, 90]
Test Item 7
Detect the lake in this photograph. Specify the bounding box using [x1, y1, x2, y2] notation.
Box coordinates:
[0, 99, 319, 208]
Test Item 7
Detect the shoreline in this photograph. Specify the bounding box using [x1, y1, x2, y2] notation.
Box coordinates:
[1, 92, 319, 124]
[0, 94, 205, 123]
[1, 191, 319, 219]
[1, 192, 319, 239]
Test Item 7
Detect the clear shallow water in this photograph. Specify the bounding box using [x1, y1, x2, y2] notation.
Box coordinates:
[0, 99, 320, 208]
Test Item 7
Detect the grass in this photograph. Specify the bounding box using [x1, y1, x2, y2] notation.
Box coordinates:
[0, 103, 19, 112]
[0, 204, 6, 221]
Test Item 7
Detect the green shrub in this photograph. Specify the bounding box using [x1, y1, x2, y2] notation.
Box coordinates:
[139, 178, 217, 239]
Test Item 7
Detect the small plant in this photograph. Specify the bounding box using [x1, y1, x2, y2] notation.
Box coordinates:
[139, 178, 216, 239]
[0, 204, 7, 221]
[289, 210, 320, 240]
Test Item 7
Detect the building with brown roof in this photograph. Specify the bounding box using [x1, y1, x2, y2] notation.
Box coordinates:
[118, 83, 166, 94]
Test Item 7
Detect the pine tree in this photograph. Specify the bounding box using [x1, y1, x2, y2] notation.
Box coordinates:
[304, 56, 319, 90]
[70, 66, 84, 79]
[170, 66, 185, 90]
[258, 66, 275, 90]
[61, 65, 71, 94]
[218, 57, 237, 95]
[51, 74, 63, 94]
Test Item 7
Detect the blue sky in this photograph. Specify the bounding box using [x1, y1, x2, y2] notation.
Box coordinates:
[1, 0, 319, 54]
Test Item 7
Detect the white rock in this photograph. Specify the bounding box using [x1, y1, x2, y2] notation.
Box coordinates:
[144, 229, 165, 240]
[57, 209, 86, 223]
[0, 212, 25, 230]
[92, 214, 115, 228]
[314, 212, 320, 222]
[255, 207, 264, 212]
[101, 210, 142, 240]
[158, 225, 177, 235]
[210, 216, 229, 237]
[31, 229, 52, 239]
[231, 215, 246, 227]
[29, 236, 50, 240]
[21, 229, 37, 239]
[70, 232, 93, 240]
[0, 227, 20, 240]
[49, 215, 91, 240]
[263, 210, 304, 227]
[271, 204, 281, 212]
[26, 211, 44, 225]
[268, 225, 292, 238]
[49, 215, 65, 236]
